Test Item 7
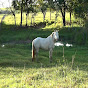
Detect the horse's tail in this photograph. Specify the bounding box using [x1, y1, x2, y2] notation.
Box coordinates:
[32, 42, 35, 61]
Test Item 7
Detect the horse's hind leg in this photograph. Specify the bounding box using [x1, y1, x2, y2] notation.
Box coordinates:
[32, 49, 35, 61]
[35, 49, 39, 62]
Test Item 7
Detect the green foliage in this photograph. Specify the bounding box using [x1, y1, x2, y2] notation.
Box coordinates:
[75, 32, 84, 45]
[40, 3, 47, 13]
[74, 28, 88, 45]
[12, 0, 37, 13]
[73, 0, 88, 19]
[47, 0, 54, 9]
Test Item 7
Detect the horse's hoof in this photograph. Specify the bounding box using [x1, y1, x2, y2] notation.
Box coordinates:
[37, 61, 40, 63]
[32, 59, 34, 62]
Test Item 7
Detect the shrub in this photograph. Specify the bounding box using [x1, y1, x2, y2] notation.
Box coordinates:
[74, 29, 87, 45]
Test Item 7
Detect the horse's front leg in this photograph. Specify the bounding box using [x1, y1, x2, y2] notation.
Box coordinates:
[49, 49, 53, 63]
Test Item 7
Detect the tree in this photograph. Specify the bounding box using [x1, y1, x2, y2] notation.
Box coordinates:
[73, 0, 88, 44]
[24, 0, 37, 26]
[0, 1, 11, 30]
[54, 0, 67, 26]
[23, 0, 34, 26]
[12, 0, 24, 27]
[73, 0, 88, 20]
[11, 0, 17, 26]
[38, 0, 48, 22]
[12, 0, 37, 26]
[20, 0, 23, 27]
[47, 0, 54, 20]
[66, 0, 74, 26]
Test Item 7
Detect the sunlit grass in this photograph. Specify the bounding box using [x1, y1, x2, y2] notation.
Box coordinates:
[0, 11, 83, 28]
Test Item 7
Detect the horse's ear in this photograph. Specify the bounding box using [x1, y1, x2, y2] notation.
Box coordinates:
[54, 30, 59, 32]
[58, 30, 59, 32]
[52, 32, 54, 34]
[54, 30, 56, 32]
[52, 32, 54, 37]
[56, 30, 59, 32]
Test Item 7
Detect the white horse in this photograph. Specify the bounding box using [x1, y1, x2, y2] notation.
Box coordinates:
[32, 30, 59, 62]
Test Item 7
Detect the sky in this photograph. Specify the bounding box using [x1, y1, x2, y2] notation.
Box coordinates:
[0, 0, 12, 8]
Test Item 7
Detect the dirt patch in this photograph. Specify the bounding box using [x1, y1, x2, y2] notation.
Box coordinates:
[30, 22, 46, 29]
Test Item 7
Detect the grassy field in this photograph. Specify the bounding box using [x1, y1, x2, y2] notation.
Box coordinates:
[0, 12, 88, 87]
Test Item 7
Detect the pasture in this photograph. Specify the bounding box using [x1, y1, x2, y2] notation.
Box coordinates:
[0, 12, 88, 87]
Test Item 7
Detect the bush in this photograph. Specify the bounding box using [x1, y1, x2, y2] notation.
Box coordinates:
[75, 32, 84, 45]
[74, 29, 87, 45]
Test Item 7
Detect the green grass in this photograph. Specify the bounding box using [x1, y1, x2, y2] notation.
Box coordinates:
[0, 29, 88, 87]
[0, 43, 88, 88]
[0, 11, 88, 87]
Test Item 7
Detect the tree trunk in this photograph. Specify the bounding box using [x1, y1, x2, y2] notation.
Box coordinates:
[43, 13, 45, 22]
[0, 14, 7, 30]
[63, 14, 65, 26]
[61, 9, 66, 26]
[60, 1, 66, 26]
[32, 13, 35, 25]
[50, 8, 51, 20]
[0, 23, 1, 30]
[31, 15, 32, 26]
[26, 13, 27, 26]
[14, 15, 16, 27]
[12, 12, 16, 27]
[20, 8, 22, 27]
[20, 1, 23, 27]
[63, 1, 66, 26]
[70, 11, 71, 26]
[55, 11, 58, 24]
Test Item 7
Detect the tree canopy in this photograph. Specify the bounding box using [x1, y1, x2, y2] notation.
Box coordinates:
[11, 0, 88, 26]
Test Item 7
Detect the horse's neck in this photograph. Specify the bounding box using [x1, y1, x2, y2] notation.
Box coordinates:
[47, 34, 54, 43]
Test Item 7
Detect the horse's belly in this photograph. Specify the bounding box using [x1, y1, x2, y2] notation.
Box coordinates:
[40, 44, 49, 50]
[40, 41, 50, 50]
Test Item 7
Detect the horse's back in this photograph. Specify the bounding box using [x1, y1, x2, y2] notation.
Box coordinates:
[32, 37, 48, 50]
[32, 37, 54, 50]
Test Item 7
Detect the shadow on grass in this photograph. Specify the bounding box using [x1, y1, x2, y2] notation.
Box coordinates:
[0, 43, 88, 73]
[0, 23, 52, 44]
[1, 21, 53, 30]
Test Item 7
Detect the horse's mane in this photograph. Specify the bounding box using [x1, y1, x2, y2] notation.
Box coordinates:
[47, 32, 55, 42]
[47, 32, 53, 38]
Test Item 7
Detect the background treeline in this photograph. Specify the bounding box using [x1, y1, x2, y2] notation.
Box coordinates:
[12, 0, 88, 45]
[11, 0, 88, 27]
[0, 0, 88, 45]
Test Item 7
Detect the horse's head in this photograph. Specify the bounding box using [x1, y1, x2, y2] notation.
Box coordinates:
[52, 30, 59, 42]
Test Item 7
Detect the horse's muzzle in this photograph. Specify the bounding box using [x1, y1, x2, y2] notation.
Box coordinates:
[55, 39, 59, 42]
